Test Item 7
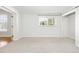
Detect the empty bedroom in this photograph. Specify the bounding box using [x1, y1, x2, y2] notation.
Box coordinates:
[0, 6, 79, 53]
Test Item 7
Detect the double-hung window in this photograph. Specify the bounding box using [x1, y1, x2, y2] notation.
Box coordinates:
[0, 14, 8, 32]
[39, 16, 55, 26]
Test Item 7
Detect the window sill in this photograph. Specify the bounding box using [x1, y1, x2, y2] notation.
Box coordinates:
[0, 29, 7, 32]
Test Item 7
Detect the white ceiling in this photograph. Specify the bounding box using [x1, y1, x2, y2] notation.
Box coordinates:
[14, 6, 75, 15]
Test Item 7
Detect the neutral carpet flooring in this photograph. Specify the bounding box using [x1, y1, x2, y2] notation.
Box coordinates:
[0, 37, 79, 53]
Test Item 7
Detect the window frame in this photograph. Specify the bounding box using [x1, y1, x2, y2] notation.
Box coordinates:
[0, 14, 8, 32]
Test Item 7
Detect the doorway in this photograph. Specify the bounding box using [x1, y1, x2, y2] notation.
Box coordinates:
[0, 9, 13, 47]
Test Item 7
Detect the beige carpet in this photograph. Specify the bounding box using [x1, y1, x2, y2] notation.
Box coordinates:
[0, 37, 79, 53]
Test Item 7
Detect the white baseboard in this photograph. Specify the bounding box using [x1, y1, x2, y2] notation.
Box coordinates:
[67, 37, 75, 40]
[20, 36, 69, 39]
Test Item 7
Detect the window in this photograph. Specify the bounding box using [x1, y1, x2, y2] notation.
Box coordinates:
[39, 16, 55, 26]
[0, 15, 8, 31]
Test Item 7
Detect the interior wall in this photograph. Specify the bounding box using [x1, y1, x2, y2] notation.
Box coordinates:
[67, 13, 75, 39]
[20, 14, 68, 37]
[75, 7, 79, 47]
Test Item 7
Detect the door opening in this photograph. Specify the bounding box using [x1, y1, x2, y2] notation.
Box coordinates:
[0, 9, 14, 47]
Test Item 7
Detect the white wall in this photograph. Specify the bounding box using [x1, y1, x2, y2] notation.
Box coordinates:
[75, 7, 79, 47]
[67, 13, 75, 39]
[20, 14, 68, 37]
